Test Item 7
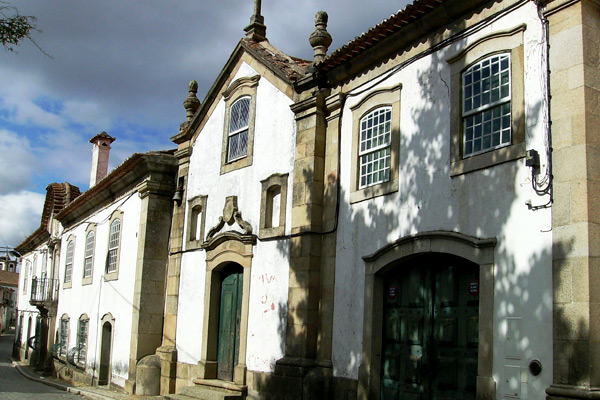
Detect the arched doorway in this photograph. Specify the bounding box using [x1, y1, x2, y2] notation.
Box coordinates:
[217, 263, 244, 381]
[381, 254, 479, 399]
[25, 316, 32, 360]
[99, 313, 114, 385]
[358, 231, 496, 400]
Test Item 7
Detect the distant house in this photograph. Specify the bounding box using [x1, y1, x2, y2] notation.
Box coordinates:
[15, 182, 81, 369]
[0, 261, 19, 332]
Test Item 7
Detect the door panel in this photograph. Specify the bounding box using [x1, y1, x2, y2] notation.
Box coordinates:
[382, 256, 478, 400]
[217, 265, 243, 381]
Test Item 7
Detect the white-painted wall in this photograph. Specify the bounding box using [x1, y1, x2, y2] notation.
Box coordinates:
[56, 191, 141, 387]
[332, 3, 552, 399]
[176, 61, 295, 373]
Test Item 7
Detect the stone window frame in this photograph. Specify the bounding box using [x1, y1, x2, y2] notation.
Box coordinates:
[259, 173, 289, 239]
[63, 235, 76, 289]
[105, 210, 123, 282]
[349, 83, 401, 204]
[59, 313, 70, 360]
[220, 75, 260, 175]
[76, 314, 89, 369]
[447, 24, 526, 176]
[82, 224, 96, 285]
[358, 231, 496, 400]
[186, 195, 208, 250]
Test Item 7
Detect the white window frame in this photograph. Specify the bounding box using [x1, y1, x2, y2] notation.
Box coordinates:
[83, 226, 96, 285]
[64, 240, 74, 286]
[227, 96, 251, 162]
[462, 53, 511, 157]
[358, 106, 393, 189]
[105, 211, 123, 281]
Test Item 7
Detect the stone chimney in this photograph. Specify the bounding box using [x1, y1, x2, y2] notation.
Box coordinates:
[89, 131, 115, 187]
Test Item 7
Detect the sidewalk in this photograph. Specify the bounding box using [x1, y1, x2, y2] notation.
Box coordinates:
[11, 357, 161, 400]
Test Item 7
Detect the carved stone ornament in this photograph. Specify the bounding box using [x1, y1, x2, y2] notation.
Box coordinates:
[206, 196, 253, 240]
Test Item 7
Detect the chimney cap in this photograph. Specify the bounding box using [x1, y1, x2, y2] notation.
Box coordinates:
[89, 131, 116, 144]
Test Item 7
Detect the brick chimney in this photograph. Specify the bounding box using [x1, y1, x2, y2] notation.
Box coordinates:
[89, 132, 115, 187]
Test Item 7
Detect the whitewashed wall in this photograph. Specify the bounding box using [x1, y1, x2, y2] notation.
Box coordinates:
[332, 3, 552, 399]
[176, 62, 294, 373]
[56, 191, 141, 387]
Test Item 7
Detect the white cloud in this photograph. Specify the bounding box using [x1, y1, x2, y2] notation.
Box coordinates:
[0, 191, 45, 247]
[0, 130, 38, 194]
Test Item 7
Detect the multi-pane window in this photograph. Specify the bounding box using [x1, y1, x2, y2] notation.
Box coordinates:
[107, 218, 121, 273]
[83, 231, 95, 278]
[462, 54, 511, 157]
[227, 96, 250, 162]
[76, 317, 88, 367]
[59, 317, 69, 358]
[23, 260, 30, 294]
[359, 107, 392, 188]
[64, 241, 74, 283]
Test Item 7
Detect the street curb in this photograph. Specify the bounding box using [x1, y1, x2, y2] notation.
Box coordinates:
[10, 358, 116, 400]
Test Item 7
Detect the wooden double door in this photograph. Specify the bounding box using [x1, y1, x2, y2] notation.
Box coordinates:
[381, 255, 479, 399]
[217, 264, 243, 381]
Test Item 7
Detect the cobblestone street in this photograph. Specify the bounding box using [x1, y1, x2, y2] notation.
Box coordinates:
[0, 331, 81, 399]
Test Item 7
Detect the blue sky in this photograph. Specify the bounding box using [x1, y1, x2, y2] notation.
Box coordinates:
[0, 0, 410, 248]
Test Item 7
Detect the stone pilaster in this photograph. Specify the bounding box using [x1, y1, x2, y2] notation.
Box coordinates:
[157, 145, 191, 395]
[544, 0, 600, 398]
[275, 89, 332, 399]
[126, 168, 176, 394]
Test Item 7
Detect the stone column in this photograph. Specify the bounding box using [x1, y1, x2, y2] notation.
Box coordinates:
[125, 165, 176, 394]
[157, 146, 191, 395]
[275, 89, 332, 399]
[544, 1, 600, 398]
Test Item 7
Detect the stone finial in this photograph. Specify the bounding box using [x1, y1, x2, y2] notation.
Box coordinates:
[183, 80, 200, 121]
[244, 0, 267, 41]
[309, 11, 332, 64]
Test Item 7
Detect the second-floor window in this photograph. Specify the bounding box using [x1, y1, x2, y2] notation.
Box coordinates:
[83, 231, 95, 279]
[462, 53, 511, 157]
[227, 96, 250, 162]
[64, 241, 74, 283]
[359, 107, 392, 189]
[107, 218, 121, 273]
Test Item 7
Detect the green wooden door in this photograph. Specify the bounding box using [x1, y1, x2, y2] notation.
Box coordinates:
[217, 264, 243, 381]
[381, 256, 479, 400]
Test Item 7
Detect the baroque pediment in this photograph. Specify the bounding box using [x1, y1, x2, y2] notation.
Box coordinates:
[205, 196, 253, 245]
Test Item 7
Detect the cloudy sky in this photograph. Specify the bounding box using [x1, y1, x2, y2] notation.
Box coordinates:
[0, 0, 410, 248]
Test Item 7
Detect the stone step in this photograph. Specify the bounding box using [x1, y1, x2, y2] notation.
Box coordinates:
[163, 384, 244, 400]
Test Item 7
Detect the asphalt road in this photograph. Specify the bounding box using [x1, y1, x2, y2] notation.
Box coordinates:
[0, 330, 81, 399]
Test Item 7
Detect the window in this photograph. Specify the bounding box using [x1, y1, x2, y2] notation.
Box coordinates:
[83, 225, 96, 285]
[23, 260, 30, 294]
[260, 173, 288, 238]
[186, 195, 207, 250]
[462, 54, 511, 157]
[447, 24, 526, 176]
[359, 107, 392, 188]
[105, 211, 123, 281]
[59, 315, 69, 359]
[350, 84, 401, 203]
[227, 97, 250, 161]
[220, 75, 259, 174]
[76, 315, 89, 368]
[64, 240, 74, 286]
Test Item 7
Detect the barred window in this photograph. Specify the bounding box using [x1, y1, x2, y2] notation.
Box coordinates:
[64, 241, 74, 283]
[359, 107, 392, 188]
[107, 218, 121, 273]
[83, 231, 95, 278]
[462, 54, 511, 157]
[227, 96, 250, 162]
[59, 316, 69, 358]
[76, 317, 88, 367]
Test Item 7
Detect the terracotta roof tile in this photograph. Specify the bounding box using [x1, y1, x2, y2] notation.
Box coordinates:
[242, 39, 310, 82]
[319, 0, 447, 71]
